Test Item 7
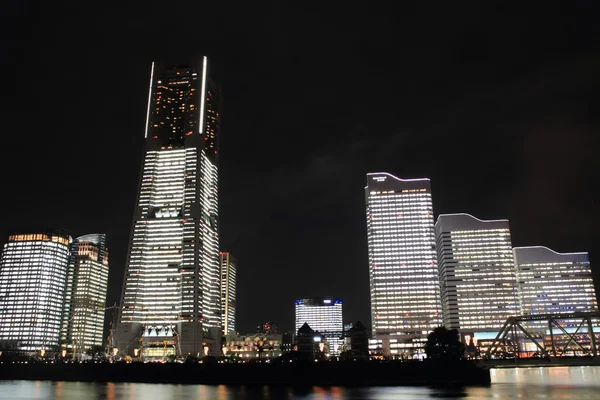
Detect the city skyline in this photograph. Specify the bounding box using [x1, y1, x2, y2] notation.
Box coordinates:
[1, 3, 598, 335]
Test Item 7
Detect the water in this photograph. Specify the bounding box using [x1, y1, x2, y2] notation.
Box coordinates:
[1, 366, 599, 399]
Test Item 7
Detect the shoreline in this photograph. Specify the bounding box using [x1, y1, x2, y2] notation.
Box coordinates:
[0, 360, 491, 386]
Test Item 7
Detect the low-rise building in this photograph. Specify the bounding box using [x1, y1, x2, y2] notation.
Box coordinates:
[223, 332, 282, 361]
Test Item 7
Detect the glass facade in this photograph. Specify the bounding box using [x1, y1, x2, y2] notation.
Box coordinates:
[514, 246, 598, 330]
[0, 232, 71, 351]
[365, 172, 441, 355]
[61, 234, 109, 353]
[116, 57, 221, 357]
[295, 298, 343, 356]
[435, 214, 518, 332]
[219, 252, 236, 334]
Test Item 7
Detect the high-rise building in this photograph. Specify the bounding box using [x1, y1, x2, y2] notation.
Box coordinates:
[295, 297, 343, 356]
[61, 234, 109, 354]
[514, 246, 598, 320]
[435, 214, 519, 334]
[0, 231, 72, 351]
[116, 57, 222, 358]
[219, 252, 236, 334]
[365, 172, 441, 356]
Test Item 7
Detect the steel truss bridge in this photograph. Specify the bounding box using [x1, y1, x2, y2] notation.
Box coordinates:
[484, 311, 599, 361]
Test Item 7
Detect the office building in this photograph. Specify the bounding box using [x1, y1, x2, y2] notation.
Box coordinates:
[61, 234, 110, 354]
[116, 57, 222, 358]
[435, 214, 519, 334]
[0, 231, 71, 351]
[365, 172, 441, 355]
[514, 246, 598, 322]
[219, 252, 236, 334]
[295, 297, 343, 356]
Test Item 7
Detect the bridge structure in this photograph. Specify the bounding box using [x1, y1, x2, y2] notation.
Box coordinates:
[483, 311, 599, 362]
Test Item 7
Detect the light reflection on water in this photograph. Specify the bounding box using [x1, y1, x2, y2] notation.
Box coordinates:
[0, 366, 599, 399]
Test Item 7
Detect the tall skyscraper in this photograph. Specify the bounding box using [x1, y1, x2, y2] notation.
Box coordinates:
[365, 172, 441, 355]
[0, 231, 71, 351]
[116, 57, 222, 358]
[295, 297, 343, 355]
[435, 214, 519, 333]
[219, 252, 236, 334]
[61, 234, 109, 354]
[514, 246, 598, 323]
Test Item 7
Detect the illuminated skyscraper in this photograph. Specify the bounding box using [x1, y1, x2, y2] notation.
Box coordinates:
[61, 234, 109, 354]
[295, 297, 343, 356]
[0, 231, 72, 351]
[219, 252, 236, 334]
[435, 214, 518, 334]
[514, 246, 598, 320]
[365, 173, 441, 355]
[116, 57, 222, 358]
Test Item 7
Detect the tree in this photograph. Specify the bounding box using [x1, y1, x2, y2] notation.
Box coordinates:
[424, 327, 465, 361]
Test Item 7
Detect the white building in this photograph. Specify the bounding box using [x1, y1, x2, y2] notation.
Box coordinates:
[435, 214, 519, 334]
[61, 234, 110, 354]
[295, 297, 343, 356]
[219, 252, 236, 334]
[116, 57, 222, 358]
[365, 172, 441, 356]
[0, 232, 72, 351]
[514, 246, 598, 330]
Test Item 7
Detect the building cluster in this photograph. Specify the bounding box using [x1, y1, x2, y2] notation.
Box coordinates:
[0, 57, 597, 362]
[0, 232, 109, 358]
[0, 57, 238, 360]
[365, 172, 598, 357]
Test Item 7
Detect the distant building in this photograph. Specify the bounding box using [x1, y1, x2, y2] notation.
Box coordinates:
[435, 214, 519, 333]
[342, 320, 369, 360]
[295, 297, 343, 356]
[223, 332, 282, 360]
[0, 232, 72, 351]
[513, 246, 598, 329]
[296, 322, 326, 361]
[365, 172, 441, 355]
[219, 252, 236, 334]
[281, 331, 296, 353]
[61, 234, 110, 354]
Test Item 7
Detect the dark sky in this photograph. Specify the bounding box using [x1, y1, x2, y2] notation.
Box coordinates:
[1, 1, 598, 335]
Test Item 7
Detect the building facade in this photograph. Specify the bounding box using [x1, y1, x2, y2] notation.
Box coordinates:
[514, 246, 598, 324]
[0, 232, 72, 351]
[435, 214, 519, 333]
[223, 332, 282, 360]
[295, 297, 343, 356]
[365, 172, 441, 355]
[219, 252, 236, 334]
[116, 57, 222, 358]
[61, 234, 109, 355]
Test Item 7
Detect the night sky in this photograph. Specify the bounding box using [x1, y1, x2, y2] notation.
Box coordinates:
[1, 1, 598, 335]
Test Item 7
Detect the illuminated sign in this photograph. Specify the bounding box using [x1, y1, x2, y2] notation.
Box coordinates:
[372, 176, 387, 182]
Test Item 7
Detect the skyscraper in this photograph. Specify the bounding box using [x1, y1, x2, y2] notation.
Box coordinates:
[295, 297, 343, 356]
[435, 214, 518, 333]
[219, 252, 236, 334]
[514, 246, 598, 321]
[365, 172, 441, 355]
[0, 231, 71, 351]
[116, 57, 222, 358]
[61, 234, 109, 355]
